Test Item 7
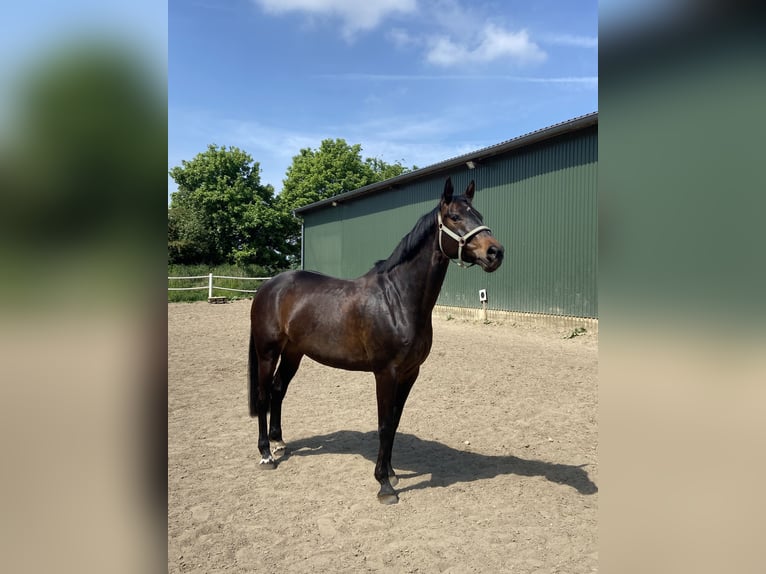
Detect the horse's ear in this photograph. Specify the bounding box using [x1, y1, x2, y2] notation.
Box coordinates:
[465, 180, 475, 200]
[443, 177, 454, 204]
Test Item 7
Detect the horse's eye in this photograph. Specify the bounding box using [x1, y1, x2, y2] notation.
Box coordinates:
[450, 214, 460, 222]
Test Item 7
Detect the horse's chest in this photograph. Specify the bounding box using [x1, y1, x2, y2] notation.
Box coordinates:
[396, 329, 433, 365]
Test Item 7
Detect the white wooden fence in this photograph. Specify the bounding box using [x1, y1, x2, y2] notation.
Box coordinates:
[167, 273, 271, 298]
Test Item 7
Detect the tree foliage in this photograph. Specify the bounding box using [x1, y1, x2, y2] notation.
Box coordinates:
[168, 145, 291, 269]
[167, 139, 416, 270]
[167, 204, 210, 264]
[277, 138, 415, 247]
[365, 156, 415, 182]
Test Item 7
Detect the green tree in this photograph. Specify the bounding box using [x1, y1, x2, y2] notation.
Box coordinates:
[365, 157, 415, 181]
[167, 204, 211, 264]
[278, 139, 374, 212]
[277, 138, 415, 250]
[169, 145, 290, 269]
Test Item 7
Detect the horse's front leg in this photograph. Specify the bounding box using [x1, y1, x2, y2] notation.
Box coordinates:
[374, 369, 399, 504]
[387, 367, 420, 488]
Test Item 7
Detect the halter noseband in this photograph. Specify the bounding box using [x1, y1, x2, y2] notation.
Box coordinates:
[437, 212, 492, 268]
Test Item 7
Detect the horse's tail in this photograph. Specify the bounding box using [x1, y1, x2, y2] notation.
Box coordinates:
[248, 328, 259, 418]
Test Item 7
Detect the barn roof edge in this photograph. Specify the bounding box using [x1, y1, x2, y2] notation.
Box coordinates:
[294, 111, 597, 215]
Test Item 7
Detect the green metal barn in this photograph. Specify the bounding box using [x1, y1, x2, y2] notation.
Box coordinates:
[295, 112, 597, 321]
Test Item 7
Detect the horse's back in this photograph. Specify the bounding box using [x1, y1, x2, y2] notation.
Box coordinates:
[252, 270, 352, 310]
[252, 270, 331, 324]
[251, 269, 358, 332]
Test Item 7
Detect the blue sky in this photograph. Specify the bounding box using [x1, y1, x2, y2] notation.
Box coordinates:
[170, 0, 597, 197]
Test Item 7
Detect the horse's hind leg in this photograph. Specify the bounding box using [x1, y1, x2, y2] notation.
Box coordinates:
[254, 344, 280, 469]
[268, 350, 303, 456]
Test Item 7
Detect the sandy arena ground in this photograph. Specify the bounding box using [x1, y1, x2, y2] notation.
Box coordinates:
[169, 299, 598, 573]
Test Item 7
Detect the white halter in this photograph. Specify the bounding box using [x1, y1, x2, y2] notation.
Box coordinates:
[437, 212, 492, 268]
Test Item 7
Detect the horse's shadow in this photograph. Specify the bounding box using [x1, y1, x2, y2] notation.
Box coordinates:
[281, 430, 597, 495]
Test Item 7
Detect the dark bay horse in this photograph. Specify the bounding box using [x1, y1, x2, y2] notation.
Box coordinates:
[249, 177, 504, 504]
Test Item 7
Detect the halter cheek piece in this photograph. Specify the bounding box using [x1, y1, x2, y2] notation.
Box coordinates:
[437, 212, 492, 268]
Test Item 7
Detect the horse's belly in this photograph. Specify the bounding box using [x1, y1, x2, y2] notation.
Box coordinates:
[291, 329, 376, 372]
[298, 331, 430, 373]
[306, 351, 374, 372]
[301, 341, 377, 372]
[284, 300, 430, 373]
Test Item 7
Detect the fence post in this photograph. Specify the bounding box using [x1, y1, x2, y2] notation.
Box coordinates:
[208, 273, 213, 299]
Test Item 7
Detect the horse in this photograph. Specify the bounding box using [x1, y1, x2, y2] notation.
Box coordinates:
[248, 177, 505, 504]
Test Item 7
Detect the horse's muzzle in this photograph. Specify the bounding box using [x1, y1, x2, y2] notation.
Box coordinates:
[479, 243, 504, 272]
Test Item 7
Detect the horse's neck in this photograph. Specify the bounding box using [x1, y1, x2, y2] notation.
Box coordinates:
[386, 236, 449, 319]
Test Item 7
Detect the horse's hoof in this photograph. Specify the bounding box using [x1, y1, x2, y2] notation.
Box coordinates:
[271, 441, 286, 457]
[377, 493, 399, 505]
[258, 457, 276, 470]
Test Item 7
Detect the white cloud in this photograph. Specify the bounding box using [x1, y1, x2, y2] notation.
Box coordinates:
[347, 114, 452, 142]
[516, 76, 598, 86]
[543, 33, 598, 48]
[427, 0, 484, 37]
[253, 0, 416, 38]
[387, 27, 419, 49]
[426, 24, 546, 67]
[316, 73, 597, 86]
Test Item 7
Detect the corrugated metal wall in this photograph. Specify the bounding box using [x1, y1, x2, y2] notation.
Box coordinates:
[302, 126, 597, 318]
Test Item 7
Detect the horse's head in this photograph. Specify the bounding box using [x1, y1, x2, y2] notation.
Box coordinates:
[437, 177, 504, 272]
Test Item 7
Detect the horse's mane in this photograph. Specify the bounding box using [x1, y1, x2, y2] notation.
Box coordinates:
[368, 206, 439, 274]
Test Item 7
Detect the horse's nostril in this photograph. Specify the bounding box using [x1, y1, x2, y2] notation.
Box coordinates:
[487, 245, 503, 259]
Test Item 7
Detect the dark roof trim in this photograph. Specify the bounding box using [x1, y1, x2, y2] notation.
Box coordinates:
[294, 111, 597, 215]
